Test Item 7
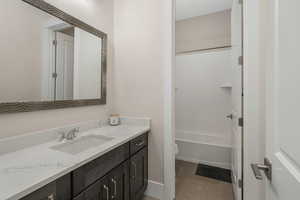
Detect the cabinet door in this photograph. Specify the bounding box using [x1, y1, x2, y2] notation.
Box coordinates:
[109, 161, 130, 200]
[74, 162, 130, 200]
[130, 148, 148, 200]
[72, 143, 129, 196]
[73, 177, 110, 200]
[21, 174, 71, 200]
[20, 182, 56, 200]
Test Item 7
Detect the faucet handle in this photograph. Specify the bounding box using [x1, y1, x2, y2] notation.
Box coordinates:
[58, 131, 66, 141]
[71, 127, 79, 139]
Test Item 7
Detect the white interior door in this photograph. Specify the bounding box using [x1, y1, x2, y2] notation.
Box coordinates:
[264, 0, 300, 199]
[55, 31, 74, 100]
[231, 0, 243, 199]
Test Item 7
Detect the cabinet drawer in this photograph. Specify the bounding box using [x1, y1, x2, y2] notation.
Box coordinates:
[130, 133, 148, 155]
[20, 174, 71, 200]
[72, 143, 130, 197]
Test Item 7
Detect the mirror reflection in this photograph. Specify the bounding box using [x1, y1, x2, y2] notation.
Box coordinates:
[0, 0, 103, 103]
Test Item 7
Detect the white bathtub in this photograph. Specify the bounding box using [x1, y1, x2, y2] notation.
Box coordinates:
[175, 130, 232, 169]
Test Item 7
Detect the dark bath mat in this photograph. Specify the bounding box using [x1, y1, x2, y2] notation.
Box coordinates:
[195, 164, 232, 183]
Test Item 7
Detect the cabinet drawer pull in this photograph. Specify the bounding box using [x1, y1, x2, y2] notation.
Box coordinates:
[135, 140, 145, 147]
[111, 178, 117, 199]
[48, 194, 55, 200]
[103, 185, 109, 200]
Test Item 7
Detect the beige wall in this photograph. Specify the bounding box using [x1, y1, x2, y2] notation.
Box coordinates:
[0, 0, 52, 102]
[0, 0, 114, 139]
[176, 10, 231, 53]
[113, 0, 167, 183]
[0, 0, 168, 187]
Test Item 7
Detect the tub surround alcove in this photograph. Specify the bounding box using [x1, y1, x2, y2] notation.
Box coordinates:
[0, 117, 150, 200]
[175, 49, 232, 169]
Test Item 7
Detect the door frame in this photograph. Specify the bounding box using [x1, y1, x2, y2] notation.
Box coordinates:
[163, 0, 176, 200]
[166, 0, 246, 200]
[166, 0, 265, 200]
[41, 20, 73, 101]
[231, 0, 245, 199]
[165, 1, 265, 200]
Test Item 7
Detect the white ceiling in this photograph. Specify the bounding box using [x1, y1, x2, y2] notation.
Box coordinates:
[176, 0, 232, 21]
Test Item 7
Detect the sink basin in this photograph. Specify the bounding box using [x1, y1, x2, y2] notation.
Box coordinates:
[51, 135, 114, 155]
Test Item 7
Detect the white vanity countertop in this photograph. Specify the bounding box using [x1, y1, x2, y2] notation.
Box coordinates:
[0, 118, 150, 200]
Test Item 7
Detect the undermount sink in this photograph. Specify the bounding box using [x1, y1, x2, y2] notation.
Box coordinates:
[51, 135, 114, 155]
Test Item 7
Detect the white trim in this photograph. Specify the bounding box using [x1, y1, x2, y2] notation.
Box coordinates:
[176, 138, 231, 148]
[243, 0, 266, 199]
[176, 155, 231, 170]
[163, 0, 176, 200]
[175, 130, 232, 148]
[41, 27, 55, 101]
[41, 20, 73, 101]
[73, 27, 80, 99]
[145, 180, 164, 200]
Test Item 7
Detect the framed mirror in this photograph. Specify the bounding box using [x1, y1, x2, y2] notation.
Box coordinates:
[0, 0, 107, 113]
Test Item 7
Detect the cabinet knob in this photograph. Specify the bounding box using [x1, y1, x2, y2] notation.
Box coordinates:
[136, 140, 145, 147]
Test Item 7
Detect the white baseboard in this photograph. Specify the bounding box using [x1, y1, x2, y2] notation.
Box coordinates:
[176, 156, 231, 170]
[145, 180, 164, 200]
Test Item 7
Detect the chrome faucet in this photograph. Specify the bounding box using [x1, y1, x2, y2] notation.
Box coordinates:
[59, 128, 79, 141]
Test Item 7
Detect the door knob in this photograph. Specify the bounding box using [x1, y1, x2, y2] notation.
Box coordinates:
[226, 114, 233, 119]
[251, 158, 272, 181]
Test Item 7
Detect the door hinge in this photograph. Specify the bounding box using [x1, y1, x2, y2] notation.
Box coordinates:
[238, 179, 243, 188]
[52, 40, 57, 46]
[238, 117, 244, 127]
[52, 72, 58, 78]
[238, 56, 243, 65]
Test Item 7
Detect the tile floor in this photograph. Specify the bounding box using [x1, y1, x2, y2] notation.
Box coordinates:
[175, 160, 234, 200]
[143, 160, 233, 200]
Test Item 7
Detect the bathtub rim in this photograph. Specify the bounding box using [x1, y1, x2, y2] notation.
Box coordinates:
[175, 138, 232, 148]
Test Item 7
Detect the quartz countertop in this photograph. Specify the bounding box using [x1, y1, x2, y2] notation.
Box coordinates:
[0, 118, 150, 200]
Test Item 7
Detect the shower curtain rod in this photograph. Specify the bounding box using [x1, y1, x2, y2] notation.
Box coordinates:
[176, 45, 232, 55]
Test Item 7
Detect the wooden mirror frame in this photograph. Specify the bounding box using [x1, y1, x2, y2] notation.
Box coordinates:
[0, 0, 107, 114]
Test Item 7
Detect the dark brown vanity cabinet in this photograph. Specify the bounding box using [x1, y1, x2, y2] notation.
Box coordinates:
[109, 161, 130, 200]
[74, 161, 130, 200]
[20, 174, 71, 200]
[130, 147, 148, 200]
[20, 132, 148, 200]
[72, 178, 106, 200]
[72, 144, 130, 197]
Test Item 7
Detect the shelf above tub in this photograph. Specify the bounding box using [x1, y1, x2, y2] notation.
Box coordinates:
[220, 84, 232, 89]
